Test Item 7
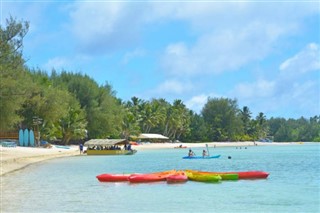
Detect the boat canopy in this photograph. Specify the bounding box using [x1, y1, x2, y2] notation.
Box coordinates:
[84, 139, 127, 147]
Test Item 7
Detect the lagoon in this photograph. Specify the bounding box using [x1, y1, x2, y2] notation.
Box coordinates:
[1, 143, 319, 213]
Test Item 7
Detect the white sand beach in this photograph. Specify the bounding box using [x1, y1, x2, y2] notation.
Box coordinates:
[1, 141, 294, 176]
[0, 145, 79, 176]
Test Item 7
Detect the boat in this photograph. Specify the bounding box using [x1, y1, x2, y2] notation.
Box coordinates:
[182, 155, 221, 159]
[128, 170, 176, 183]
[192, 170, 269, 179]
[96, 173, 131, 182]
[84, 139, 137, 155]
[86, 149, 137, 155]
[185, 170, 222, 182]
[185, 170, 238, 180]
[166, 171, 188, 183]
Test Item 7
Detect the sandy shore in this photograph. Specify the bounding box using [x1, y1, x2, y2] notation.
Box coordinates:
[0, 145, 79, 176]
[1, 141, 294, 176]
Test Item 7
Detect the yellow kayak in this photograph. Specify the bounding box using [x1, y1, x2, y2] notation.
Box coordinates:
[185, 170, 222, 182]
[185, 170, 239, 180]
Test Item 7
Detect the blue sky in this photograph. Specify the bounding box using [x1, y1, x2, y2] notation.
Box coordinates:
[1, 1, 319, 119]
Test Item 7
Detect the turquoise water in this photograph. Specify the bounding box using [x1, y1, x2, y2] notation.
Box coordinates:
[2, 143, 319, 213]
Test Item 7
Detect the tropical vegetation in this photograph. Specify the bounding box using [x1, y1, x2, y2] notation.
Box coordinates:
[1, 17, 319, 144]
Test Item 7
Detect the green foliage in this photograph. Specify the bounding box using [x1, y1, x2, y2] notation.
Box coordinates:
[1, 16, 319, 144]
[181, 112, 210, 142]
[240, 134, 254, 141]
[201, 97, 243, 141]
[122, 98, 191, 141]
[0, 17, 31, 130]
[313, 137, 320, 142]
[255, 112, 269, 139]
[121, 108, 140, 140]
[51, 72, 123, 138]
[268, 116, 320, 142]
[240, 106, 252, 135]
[59, 105, 87, 145]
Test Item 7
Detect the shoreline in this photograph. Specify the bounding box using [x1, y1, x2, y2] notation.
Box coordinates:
[0, 141, 298, 176]
[1, 146, 79, 176]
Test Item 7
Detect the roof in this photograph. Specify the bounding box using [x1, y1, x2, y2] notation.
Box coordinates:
[84, 139, 127, 147]
[138, 134, 169, 140]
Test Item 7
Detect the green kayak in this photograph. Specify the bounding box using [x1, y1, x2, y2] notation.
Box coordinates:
[186, 170, 239, 181]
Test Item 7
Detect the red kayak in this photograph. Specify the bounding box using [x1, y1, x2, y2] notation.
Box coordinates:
[235, 171, 269, 179]
[128, 170, 176, 183]
[96, 173, 131, 182]
[166, 171, 188, 183]
[194, 170, 269, 179]
[220, 171, 269, 179]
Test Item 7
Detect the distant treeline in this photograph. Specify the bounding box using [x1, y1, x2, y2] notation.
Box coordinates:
[1, 17, 319, 144]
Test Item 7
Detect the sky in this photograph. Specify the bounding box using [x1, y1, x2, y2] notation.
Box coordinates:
[1, 0, 319, 119]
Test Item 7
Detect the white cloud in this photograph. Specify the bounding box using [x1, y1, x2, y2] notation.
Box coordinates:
[161, 42, 200, 75]
[68, 2, 151, 54]
[185, 94, 208, 113]
[66, 1, 318, 62]
[160, 4, 304, 77]
[43, 55, 91, 72]
[122, 48, 146, 64]
[44, 57, 70, 71]
[230, 43, 320, 118]
[162, 22, 281, 76]
[185, 93, 223, 113]
[153, 79, 193, 95]
[233, 80, 276, 99]
[279, 43, 320, 74]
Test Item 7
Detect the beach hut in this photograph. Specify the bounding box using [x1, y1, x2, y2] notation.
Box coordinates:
[138, 134, 170, 143]
[84, 139, 137, 155]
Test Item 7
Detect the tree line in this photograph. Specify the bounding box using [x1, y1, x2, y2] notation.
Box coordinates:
[1, 17, 319, 144]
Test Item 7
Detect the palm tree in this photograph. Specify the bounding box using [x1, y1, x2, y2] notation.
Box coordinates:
[240, 106, 252, 135]
[139, 100, 165, 133]
[166, 100, 191, 140]
[59, 107, 87, 145]
[121, 109, 140, 140]
[256, 112, 268, 139]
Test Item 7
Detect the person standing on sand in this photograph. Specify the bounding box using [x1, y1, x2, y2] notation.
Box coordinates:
[79, 143, 83, 154]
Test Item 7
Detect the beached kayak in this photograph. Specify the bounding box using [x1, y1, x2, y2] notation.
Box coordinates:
[185, 170, 238, 180]
[166, 171, 188, 183]
[128, 170, 176, 183]
[182, 155, 221, 159]
[193, 170, 269, 179]
[185, 170, 222, 182]
[96, 173, 131, 182]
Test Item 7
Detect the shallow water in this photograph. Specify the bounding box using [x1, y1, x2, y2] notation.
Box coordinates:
[1, 143, 319, 213]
